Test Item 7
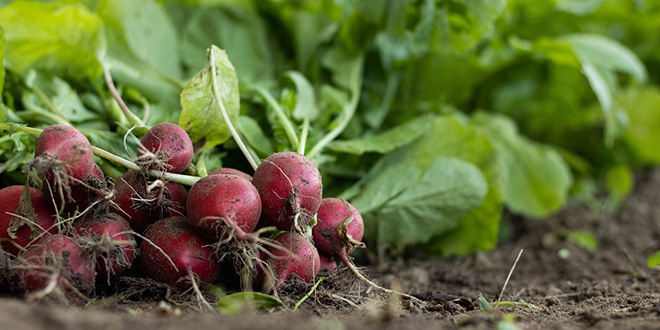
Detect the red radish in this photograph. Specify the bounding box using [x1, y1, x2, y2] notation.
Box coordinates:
[141, 217, 220, 290]
[137, 123, 194, 173]
[73, 213, 136, 280]
[312, 198, 365, 257]
[186, 174, 261, 241]
[54, 162, 109, 213]
[32, 125, 96, 212]
[252, 152, 323, 232]
[311, 198, 421, 302]
[112, 170, 187, 233]
[262, 232, 320, 291]
[13, 234, 95, 303]
[0, 186, 57, 256]
[319, 253, 338, 275]
[208, 167, 253, 182]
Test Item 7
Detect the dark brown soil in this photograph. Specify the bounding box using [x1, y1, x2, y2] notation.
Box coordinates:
[4, 169, 660, 330]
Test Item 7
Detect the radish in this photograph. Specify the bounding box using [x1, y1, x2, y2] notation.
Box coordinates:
[141, 216, 220, 290]
[137, 123, 194, 173]
[56, 162, 109, 214]
[252, 152, 323, 232]
[186, 174, 261, 242]
[31, 124, 97, 212]
[312, 198, 421, 303]
[112, 170, 187, 233]
[319, 253, 337, 275]
[13, 234, 95, 303]
[312, 198, 365, 257]
[208, 167, 252, 182]
[262, 232, 320, 291]
[73, 212, 136, 280]
[0, 186, 57, 256]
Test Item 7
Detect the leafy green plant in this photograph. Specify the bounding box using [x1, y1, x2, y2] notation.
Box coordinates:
[1, 0, 659, 258]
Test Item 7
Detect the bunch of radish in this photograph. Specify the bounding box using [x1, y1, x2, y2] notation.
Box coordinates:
[0, 125, 136, 303]
[0, 121, 376, 304]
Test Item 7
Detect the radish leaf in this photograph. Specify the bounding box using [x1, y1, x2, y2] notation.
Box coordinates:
[179, 46, 240, 150]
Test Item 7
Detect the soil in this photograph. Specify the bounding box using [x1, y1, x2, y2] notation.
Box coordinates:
[3, 170, 660, 330]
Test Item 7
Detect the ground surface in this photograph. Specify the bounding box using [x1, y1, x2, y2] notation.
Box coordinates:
[3, 170, 660, 330]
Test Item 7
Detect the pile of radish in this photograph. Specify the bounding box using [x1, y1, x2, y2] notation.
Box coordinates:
[0, 122, 376, 305]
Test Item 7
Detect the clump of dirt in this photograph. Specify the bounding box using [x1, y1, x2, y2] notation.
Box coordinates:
[3, 170, 660, 330]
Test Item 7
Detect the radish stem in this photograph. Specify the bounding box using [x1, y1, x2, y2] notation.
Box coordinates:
[210, 47, 259, 170]
[0, 123, 200, 186]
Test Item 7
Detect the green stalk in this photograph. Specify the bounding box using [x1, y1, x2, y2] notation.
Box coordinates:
[19, 108, 71, 126]
[254, 86, 300, 150]
[298, 118, 309, 155]
[103, 66, 147, 129]
[210, 48, 259, 170]
[0, 123, 200, 186]
[307, 58, 364, 159]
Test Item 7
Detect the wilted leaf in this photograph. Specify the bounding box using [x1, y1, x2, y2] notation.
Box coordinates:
[179, 46, 240, 150]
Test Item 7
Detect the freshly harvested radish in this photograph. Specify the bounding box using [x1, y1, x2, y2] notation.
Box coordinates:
[137, 123, 194, 173]
[13, 234, 95, 303]
[262, 232, 320, 291]
[0, 186, 57, 256]
[141, 216, 220, 290]
[319, 253, 338, 275]
[73, 212, 136, 280]
[112, 170, 187, 233]
[312, 198, 421, 303]
[186, 174, 261, 242]
[208, 167, 252, 182]
[312, 198, 365, 257]
[31, 125, 100, 212]
[252, 152, 322, 232]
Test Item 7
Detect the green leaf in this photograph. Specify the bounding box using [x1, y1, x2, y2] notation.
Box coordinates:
[354, 154, 488, 248]
[563, 34, 647, 144]
[406, 115, 504, 256]
[0, 1, 106, 81]
[478, 294, 493, 312]
[288, 10, 339, 71]
[98, 0, 181, 79]
[565, 230, 599, 252]
[22, 71, 98, 123]
[435, 0, 508, 54]
[328, 115, 432, 155]
[647, 250, 660, 269]
[378, 157, 487, 247]
[179, 46, 240, 150]
[0, 132, 36, 175]
[604, 164, 632, 212]
[618, 86, 660, 164]
[556, 0, 606, 16]
[473, 113, 572, 218]
[352, 157, 422, 216]
[237, 115, 273, 157]
[285, 71, 318, 121]
[181, 4, 274, 86]
[564, 34, 647, 83]
[0, 26, 5, 99]
[216, 292, 286, 315]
